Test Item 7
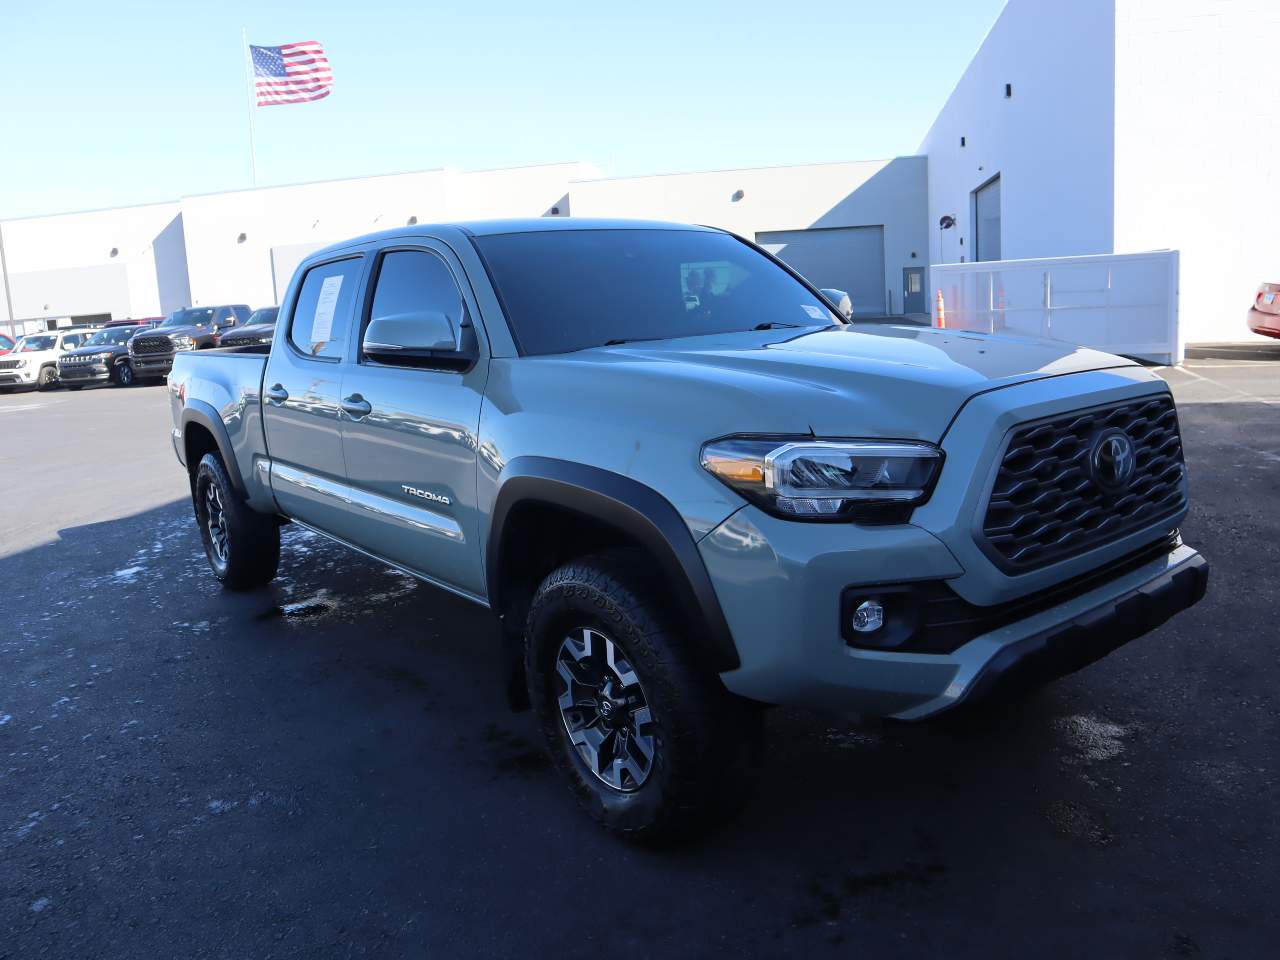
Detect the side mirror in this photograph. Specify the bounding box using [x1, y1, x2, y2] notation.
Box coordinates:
[363, 310, 473, 367]
[819, 288, 854, 321]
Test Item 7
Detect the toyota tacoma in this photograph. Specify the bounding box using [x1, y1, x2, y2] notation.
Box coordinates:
[166, 219, 1208, 839]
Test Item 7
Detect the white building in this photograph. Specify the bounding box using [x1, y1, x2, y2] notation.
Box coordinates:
[2, 0, 1274, 351]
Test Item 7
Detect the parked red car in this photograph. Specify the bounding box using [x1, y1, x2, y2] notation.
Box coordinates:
[0, 332, 15, 355]
[1247, 282, 1280, 339]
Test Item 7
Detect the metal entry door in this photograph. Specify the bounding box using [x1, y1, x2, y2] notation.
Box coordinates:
[903, 267, 925, 314]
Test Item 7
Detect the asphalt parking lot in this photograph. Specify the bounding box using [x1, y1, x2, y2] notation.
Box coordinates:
[2, 362, 1277, 959]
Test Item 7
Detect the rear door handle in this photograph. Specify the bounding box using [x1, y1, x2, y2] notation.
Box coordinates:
[264, 383, 289, 404]
[340, 394, 372, 419]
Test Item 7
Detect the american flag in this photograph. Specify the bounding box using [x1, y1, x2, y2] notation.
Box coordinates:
[249, 41, 333, 106]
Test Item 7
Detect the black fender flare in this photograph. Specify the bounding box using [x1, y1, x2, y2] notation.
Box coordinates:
[180, 400, 248, 498]
[486, 456, 740, 672]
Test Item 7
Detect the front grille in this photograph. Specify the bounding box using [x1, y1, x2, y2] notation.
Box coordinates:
[132, 336, 172, 355]
[980, 395, 1186, 572]
[0, 359, 19, 370]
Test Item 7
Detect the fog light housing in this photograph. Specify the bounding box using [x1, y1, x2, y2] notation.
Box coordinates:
[840, 585, 925, 650]
[851, 599, 885, 634]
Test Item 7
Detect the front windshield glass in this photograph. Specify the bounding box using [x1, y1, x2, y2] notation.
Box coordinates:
[473, 229, 840, 356]
[17, 335, 58, 352]
[161, 308, 214, 328]
[246, 307, 279, 327]
[85, 327, 140, 347]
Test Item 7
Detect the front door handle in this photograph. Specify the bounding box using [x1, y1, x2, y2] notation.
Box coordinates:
[340, 394, 372, 419]
[264, 383, 289, 404]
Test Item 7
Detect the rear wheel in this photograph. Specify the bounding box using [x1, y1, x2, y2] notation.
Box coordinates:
[193, 452, 280, 590]
[526, 552, 760, 842]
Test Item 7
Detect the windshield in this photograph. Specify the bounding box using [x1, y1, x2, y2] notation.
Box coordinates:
[161, 308, 214, 328]
[16, 335, 58, 352]
[85, 327, 141, 347]
[473, 229, 840, 356]
[246, 307, 279, 327]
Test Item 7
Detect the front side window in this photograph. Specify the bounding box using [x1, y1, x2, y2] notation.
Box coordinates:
[366, 250, 466, 343]
[17, 335, 58, 351]
[473, 229, 839, 356]
[289, 258, 362, 360]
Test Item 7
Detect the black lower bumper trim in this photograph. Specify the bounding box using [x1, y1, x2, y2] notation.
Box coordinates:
[957, 553, 1209, 708]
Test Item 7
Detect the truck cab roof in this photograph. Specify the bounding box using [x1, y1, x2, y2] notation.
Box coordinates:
[305, 218, 719, 263]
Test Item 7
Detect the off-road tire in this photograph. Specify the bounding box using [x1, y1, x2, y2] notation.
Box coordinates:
[193, 452, 280, 590]
[526, 552, 761, 842]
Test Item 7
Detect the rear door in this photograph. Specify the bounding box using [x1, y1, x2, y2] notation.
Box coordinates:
[262, 254, 366, 533]
[335, 241, 489, 597]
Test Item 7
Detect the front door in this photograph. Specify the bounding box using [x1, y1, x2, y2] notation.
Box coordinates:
[262, 254, 365, 533]
[903, 267, 925, 315]
[337, 242, 489, 598]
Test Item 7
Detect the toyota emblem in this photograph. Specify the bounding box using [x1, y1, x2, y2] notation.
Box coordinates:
[1090, 429, 1137, 491]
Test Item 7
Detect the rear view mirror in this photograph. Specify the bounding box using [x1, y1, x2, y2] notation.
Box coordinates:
[819, 289, 854, 321]
[363, 310, 474, 369]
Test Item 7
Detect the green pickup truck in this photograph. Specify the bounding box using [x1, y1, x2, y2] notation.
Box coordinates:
[167, 218, 1207, 839]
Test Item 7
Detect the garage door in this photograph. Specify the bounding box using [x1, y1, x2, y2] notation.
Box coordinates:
[755, 226, 886, 316]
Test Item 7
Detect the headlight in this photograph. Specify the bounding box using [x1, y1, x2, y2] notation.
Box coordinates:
[172, 336, 195, 351]
[93, 352, 111, 362]
[14, 358, 27, 368]
[700, 436, 942, 520]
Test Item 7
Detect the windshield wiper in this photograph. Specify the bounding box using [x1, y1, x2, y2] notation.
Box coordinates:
[602, 336, 663, 347]
[753, 322, 802, 331]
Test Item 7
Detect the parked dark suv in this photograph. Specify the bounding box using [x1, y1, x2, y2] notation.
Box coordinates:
[129, 305, 250, 381]
[56, 322, 154, 388]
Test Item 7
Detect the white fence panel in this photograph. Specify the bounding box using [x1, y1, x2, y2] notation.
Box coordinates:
[932, 251, 1180, 365]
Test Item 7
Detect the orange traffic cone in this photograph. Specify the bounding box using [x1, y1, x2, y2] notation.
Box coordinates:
[935, 290, 946, 328]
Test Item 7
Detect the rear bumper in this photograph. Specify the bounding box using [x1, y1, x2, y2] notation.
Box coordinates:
[1246, 306, 1280, 339]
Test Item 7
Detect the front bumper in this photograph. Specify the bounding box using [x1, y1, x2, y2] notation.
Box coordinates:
[701, 506, 1207, 718]
[925, 549, 1208, 717]
[57, 363, 111, 383]
[130, 354, 174, 376]
[0, 368, 37, 385]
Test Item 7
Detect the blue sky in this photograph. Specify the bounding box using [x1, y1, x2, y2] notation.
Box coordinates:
[0, 0, 1006, 220]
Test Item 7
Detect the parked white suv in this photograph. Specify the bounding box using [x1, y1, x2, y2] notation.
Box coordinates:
[0, 329, 100, 392]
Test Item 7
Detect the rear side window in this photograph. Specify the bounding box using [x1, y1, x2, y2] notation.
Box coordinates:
[367, 250, 466, 336]
[289, 259, 362, 360]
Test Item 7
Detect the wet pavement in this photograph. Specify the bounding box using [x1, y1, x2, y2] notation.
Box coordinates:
[1, 366, 1276, 958]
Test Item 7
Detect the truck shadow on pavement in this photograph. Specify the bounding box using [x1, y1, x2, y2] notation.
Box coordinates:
[0, 481, 1266, 958]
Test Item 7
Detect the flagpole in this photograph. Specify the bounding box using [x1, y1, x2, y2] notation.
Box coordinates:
[241, 28, 258, 187]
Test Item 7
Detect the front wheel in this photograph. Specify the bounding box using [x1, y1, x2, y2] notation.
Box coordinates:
[112, 361, 135, 387]
[36, 367, 56, 390]
[192, 452, 280, 590]
[526, 553, 761, 842]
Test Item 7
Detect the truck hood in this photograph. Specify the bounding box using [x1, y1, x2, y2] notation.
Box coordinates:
[576, 323, 1136, 441]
